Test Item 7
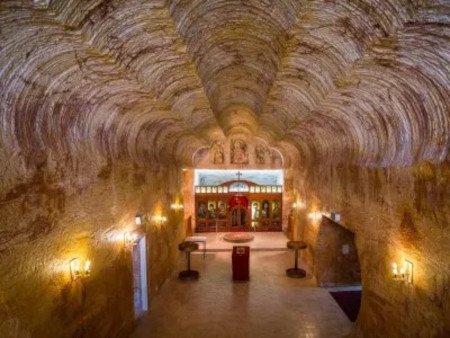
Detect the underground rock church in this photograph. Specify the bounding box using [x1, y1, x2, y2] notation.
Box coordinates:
[0, 1, 449, 337]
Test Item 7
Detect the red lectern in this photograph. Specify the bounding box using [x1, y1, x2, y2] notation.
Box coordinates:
[232, 246, 250, 281]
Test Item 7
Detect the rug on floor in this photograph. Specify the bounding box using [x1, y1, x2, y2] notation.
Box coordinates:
[329, 290, 362, 322]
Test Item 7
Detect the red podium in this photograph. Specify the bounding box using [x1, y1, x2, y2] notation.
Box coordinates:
[232, 246, 250, 281]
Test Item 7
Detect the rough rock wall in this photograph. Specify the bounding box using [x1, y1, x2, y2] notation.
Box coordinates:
[296, 160, 450, 337]
[313, 217, 361, 287]
[0, 150, 184, 337]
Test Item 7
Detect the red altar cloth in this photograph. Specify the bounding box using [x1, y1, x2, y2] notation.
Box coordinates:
[232, 246, 250, 281]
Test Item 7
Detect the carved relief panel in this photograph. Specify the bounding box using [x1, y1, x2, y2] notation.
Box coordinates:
[193, 138, 283, 168]
[230, 138, 249, 164]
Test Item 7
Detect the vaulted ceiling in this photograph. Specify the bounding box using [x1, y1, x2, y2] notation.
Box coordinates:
[1, 0, 449, 168]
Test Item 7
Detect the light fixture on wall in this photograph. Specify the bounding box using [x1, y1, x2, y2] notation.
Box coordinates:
[170, 203, 184, 211]
[308, 211, 322, 222]
[292, 200, 306, 209]
[70, 258, 91, 280]
[392, 260, 413, 284]
[124, 232, 139, 246]
[152, 215, 167, 226]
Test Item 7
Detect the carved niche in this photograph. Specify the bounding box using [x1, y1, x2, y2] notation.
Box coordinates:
[210, 142, 225, 164]
[255, 144, 267, 164]
[230, 138, 249, 164]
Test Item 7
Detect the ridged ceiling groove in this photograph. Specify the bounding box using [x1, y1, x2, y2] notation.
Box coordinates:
[0, 0, 448, 167]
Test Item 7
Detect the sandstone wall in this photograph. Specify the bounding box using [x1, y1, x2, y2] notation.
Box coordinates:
[295, 160, 450, 337]
[0, 149, 184, 337]
[314, 217, 361, 287]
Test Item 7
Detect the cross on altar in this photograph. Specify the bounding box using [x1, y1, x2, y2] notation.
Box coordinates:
[236, 171, 243, 181]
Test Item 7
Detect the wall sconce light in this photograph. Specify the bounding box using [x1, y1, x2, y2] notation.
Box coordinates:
[292, 200, 306, 209]
[152, 215, 167, 226]
[70, 258, 91, 280]
[392, 260, 413, 284]
[308, 211, 322, 222]
[170, 203, 184, 211]
[124, 232, 139, 246]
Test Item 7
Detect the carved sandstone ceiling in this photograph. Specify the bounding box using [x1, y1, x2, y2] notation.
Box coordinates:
[0, 0, 449, 168]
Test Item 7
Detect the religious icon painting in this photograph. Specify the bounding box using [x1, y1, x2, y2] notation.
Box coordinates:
[255, 144, 266, 164]
[272, 200, 281, 219]
[251, 201, 260, 221]
[197, 201, 207, 219]
[207, 201, 217, 219]
[230, 138, 249, 164]
[262, 200, 270, 219]
[218, 201, 227, 219]
[210, 141, 225, 165]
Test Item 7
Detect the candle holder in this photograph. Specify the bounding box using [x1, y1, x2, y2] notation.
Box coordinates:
[392, 260, 413, 284]
[70, 258, 91, 281]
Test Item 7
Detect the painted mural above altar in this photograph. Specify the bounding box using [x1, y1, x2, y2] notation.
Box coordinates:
[193, 138, 284, 168]
[195, 169, 284, 186]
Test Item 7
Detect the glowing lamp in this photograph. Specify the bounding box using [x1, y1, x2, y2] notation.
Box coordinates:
[124, 232, 139, 246]
[392, 259, 413, 284]
[170, 203, 184, 211]
[70, 258, 91, 280]
[152, 215, 167, 226]
[308, 211, 322, 222]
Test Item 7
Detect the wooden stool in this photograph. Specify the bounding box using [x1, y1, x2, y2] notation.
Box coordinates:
[286, 240, 307, 278]
[178, 241, 200, 280]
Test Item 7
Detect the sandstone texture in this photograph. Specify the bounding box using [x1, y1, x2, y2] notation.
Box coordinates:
[0, 0, 449, 337]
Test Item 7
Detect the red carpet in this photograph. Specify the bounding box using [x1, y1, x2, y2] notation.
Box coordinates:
[329, 290, 362, 322]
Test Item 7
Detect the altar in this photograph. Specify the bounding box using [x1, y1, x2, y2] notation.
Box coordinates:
[194, 170, 283, 232]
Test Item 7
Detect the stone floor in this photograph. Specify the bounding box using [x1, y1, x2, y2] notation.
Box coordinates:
[132, 249, 354, 338]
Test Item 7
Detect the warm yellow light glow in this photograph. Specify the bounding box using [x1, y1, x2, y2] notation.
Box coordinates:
[392, 262, 399, 278]
[70, 258, 81, 279]
[308, 211, 322, 222]
[170, 203, 184, 211]
[84, 260, 91, 276]
[70, 258, 91, 280]
[124, 232, 139, 246]
[391, 259, 413, 284]
[152, 215, 168, 224]
[292, 200, 306, 209]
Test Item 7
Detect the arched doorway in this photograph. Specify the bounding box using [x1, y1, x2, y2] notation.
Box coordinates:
[229, 195, 248, 230]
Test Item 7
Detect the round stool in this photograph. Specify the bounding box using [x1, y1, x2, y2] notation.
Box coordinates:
[178, 241, 200, 280]
[286, 240, 307, 278]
